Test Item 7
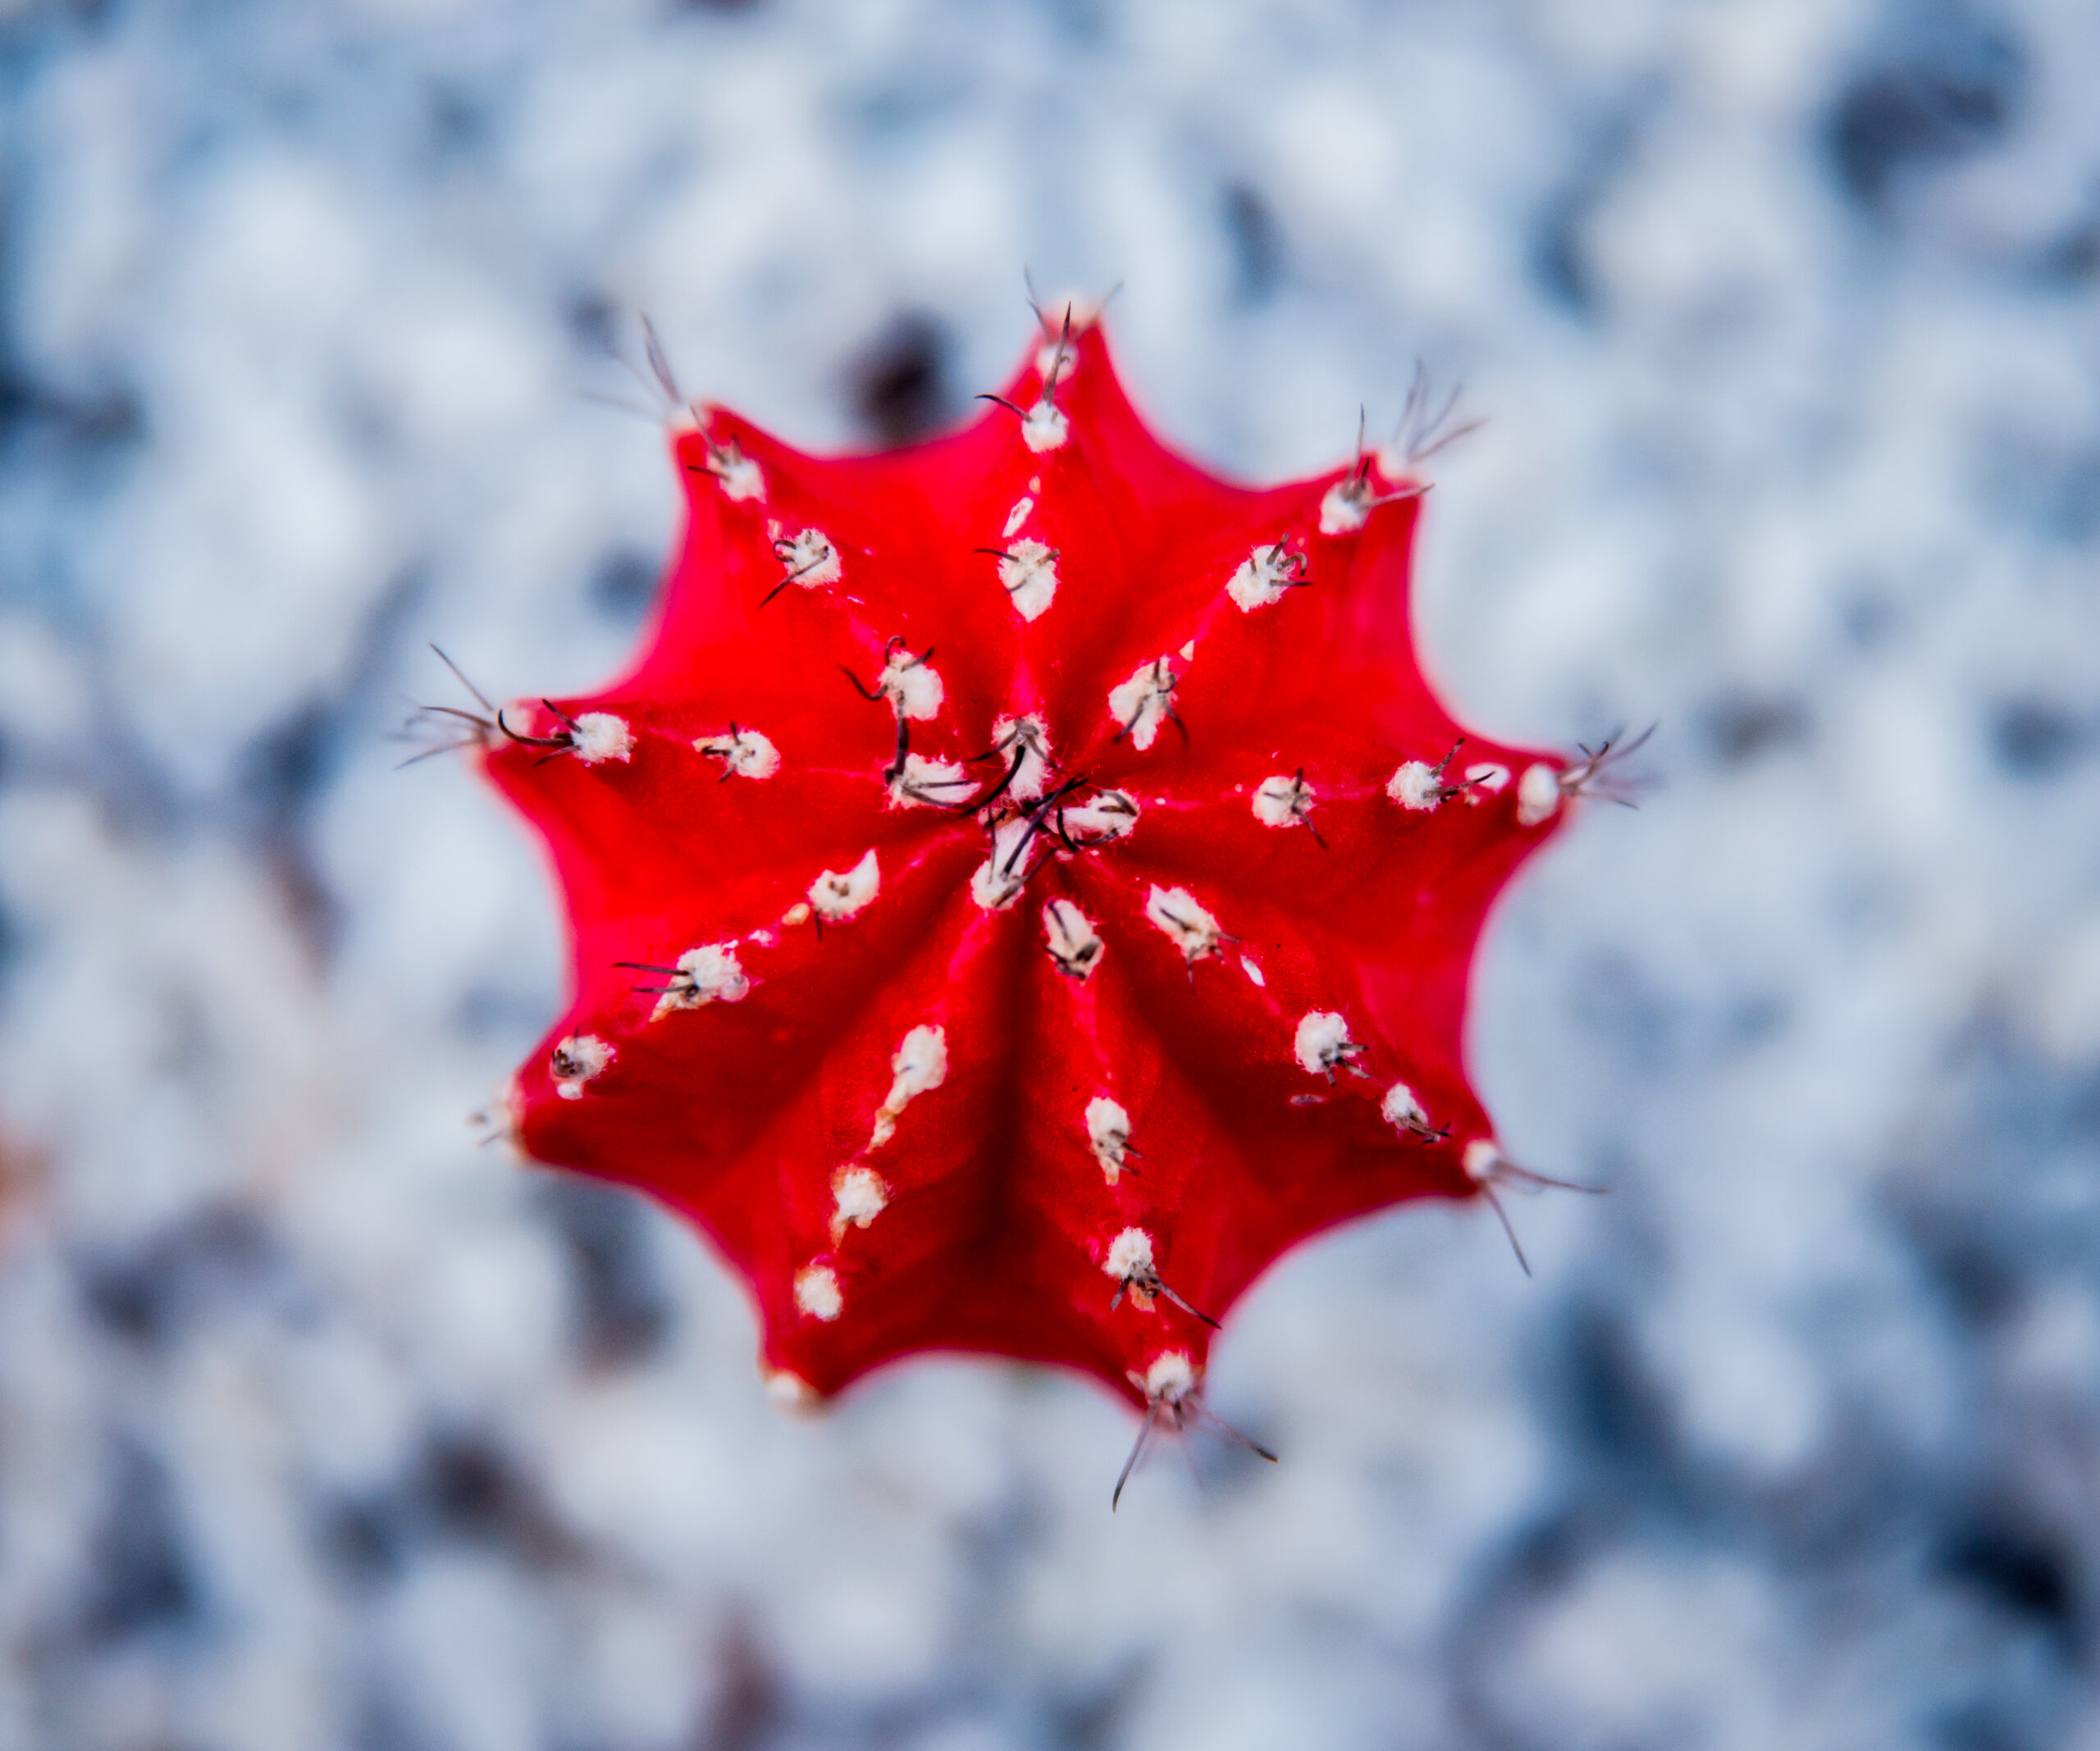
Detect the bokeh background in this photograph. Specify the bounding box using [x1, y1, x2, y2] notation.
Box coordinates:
[2, 0, 2098, 1744]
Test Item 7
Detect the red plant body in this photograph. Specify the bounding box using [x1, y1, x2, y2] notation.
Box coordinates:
[478, 312, 1575, 1423]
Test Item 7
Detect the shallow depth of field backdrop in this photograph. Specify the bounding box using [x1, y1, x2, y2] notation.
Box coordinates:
[2, 0, 2098, 1745]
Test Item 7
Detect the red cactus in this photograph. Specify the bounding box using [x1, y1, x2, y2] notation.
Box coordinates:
[466, 309, 1580, 1438]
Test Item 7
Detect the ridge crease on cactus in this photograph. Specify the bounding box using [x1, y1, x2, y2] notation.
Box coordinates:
[468, 307, 1581, 1434]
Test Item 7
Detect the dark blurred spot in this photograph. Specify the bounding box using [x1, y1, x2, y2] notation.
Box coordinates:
[701, 1621, 785, 1751]
[1842, 590, 1901, 649]
[82, 1204, 277, 1346]
[851, 312, 952, 447]
[565, 290, 620, 358]
[1570, 951, 1680, 1069]
[322, 1493, 415, 1589]
[1827, 19, 2023, 214]
[1941, 1523, 2076, 1635]
[1991, 700, 2087, 779]
[536, 1175, 673, 1368]
[418, 1431, 586, 1569]
[1705, 695, 1810, 765]
[354, 1686, 440, 1751]
[1533, 189, 1596, 315]
[591, 548, 659, 623]
[1920, 1229, 2024, 1326]
[426, 80, 489, 158]
[81, 1443, 200, 1644]
[0, 367, 144, 458]
[1223, 181, 1283, 304]
[1561, 1305, 1679, 1487]
[2038, 220, 2100, 285]
[678, 0, 765, 11]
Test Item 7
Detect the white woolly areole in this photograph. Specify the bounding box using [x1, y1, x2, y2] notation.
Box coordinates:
[1085, 1096, 1131, 1181]
[1463, 1139, 1502, 1182]
[1387, 760, 1443, 809]
[765, 1369, 816, 1408]
[870, 1023, 947, 1148]
[1042, 898, 1102, 979]
[716, 452, 765, 502]
[889, 753, 970, 809]
[1294, 1010, 1359, 1078]
[1146, 885, 1222, 963]
[1002, 495, 1035, 539]
[1381, 1081, 1427, 1132]
[571, 713, 633, 764]
[991, 714, 1053, 802]
[794, 1264, 842, 1321]
[1466, 762, 1510, 795]
[1105, 1227, 1156, 1282]
[773, 523, 841, 588]
[1137, 1350, 1196, 1404]
[1226, 542, 1303, 611]
[1062, 789, 1139, 843]
[832, 1166, 888, 1234]
[551, 1033, 612, 1099]
[1319, 477, 1370, 535]
[1242, 957, 1267, 987]
[1253, 773, 1313, 828]
[655, 943, 749, 1017]
[695, 726, 779, 779]
[810, 850, 880, 921]
[1109, 658, 1177, 751]
[1022, 401, 1069, 452]
[971, 818, 1034, 911]
[1517, 762, 1562, 826]
[883, 651, 944, 721]
[994, 536, 1059, 622]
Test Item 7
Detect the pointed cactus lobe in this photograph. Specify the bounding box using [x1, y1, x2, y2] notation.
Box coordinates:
[482, 313, 1572, 1414]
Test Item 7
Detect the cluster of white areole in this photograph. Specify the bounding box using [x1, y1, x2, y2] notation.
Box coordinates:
[693, 724, 779, 779]
[1465, 761, 1509, 796]
[793, 1263, 842, 1321]
[1058, 788, 1139, 842]
[1381, 1079, 1431, 1135]
[829, 1165, 888, 1243]
[970, 816, 1035, 911]
[701, 434, 765, 503]
[1226, 540, 1307, 611]
[807, 849, 880, 922]
[1042, 897, 1103, 979]
[1103, 1227, 1161, 1308]
[1130, 1348, 1196, 1406]
[1318, 472, 1372, 536]
[568, 712, 634, 765]
[1145, 884, 1223, 964]
[1085, 1095, 1133, 1183]
[1252, 771, 1316, 830]
[1386, 757, 1450, 810]
[1516, 761, 1563, 826]
[769, 521, 840, 590]
[653, 942, 750, 1019]
[988, 712, 1053, 802]
[550, 1033, 613, 1100]
[1107, 654, 1180, 750]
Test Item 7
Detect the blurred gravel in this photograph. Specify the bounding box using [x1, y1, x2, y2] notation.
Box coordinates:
[1, 0, 2098, 1745]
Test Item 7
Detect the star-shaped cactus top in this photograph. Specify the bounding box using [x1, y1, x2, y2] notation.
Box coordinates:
[482, 312, 1574, 1416]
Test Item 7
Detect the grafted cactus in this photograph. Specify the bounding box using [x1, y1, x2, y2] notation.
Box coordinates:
[460, 309, 1589, 1457]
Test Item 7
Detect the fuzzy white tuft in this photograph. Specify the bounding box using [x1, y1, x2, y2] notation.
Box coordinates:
[1108, 658, 1177, 751]
[1517, 762, 1562, 826]
[1022, 402, 1069, 452]
[1085, 1096, 1131, 1182]
[990, 714, 1053, 802]
[889, 753, 970, 809]
[765, 1369, 816, 1408]
[1465, 762, 1509, 797]
[1146, 885, 1222, 964]
[551, 1033, 612, 1099]
[771, 523, 840, 589]
[1002, 495, 1035, 540]
[793, 1264, 842, 1321]
[695, 725, 779, 779]
[970, 819, 1034, 911]
[1061, 789, 1139, 843]
[571, 713, 633, 764]
[1242, 957, 1266, 987]
[1387, 760, 1443, 809]
[1319, 477, 1370, 535]
[1463, 1139, 1502, 1182]
[870, 1024, 947, 1147]
[809, 850, 880, 922]
[1105, 1227, 1155, 1282]
[1135, 1350, 1196, 1404]
[993, 536, 1059, 621]
[1381, 1081, 1428, 1133]
[832, 1166, 888, 1236]
[654, 943, 750, 1018]
[1226, 542, 1305, 611]
[1042, 898, 1102, 979]
[1253, 772, 1313, 829]
[883, 650, 944, 721]
[716, 452, 765, 502]
[1294, 1010, 1361, 1078]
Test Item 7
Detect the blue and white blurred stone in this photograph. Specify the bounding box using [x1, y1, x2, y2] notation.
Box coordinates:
[0, 0, 2097, 1744]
